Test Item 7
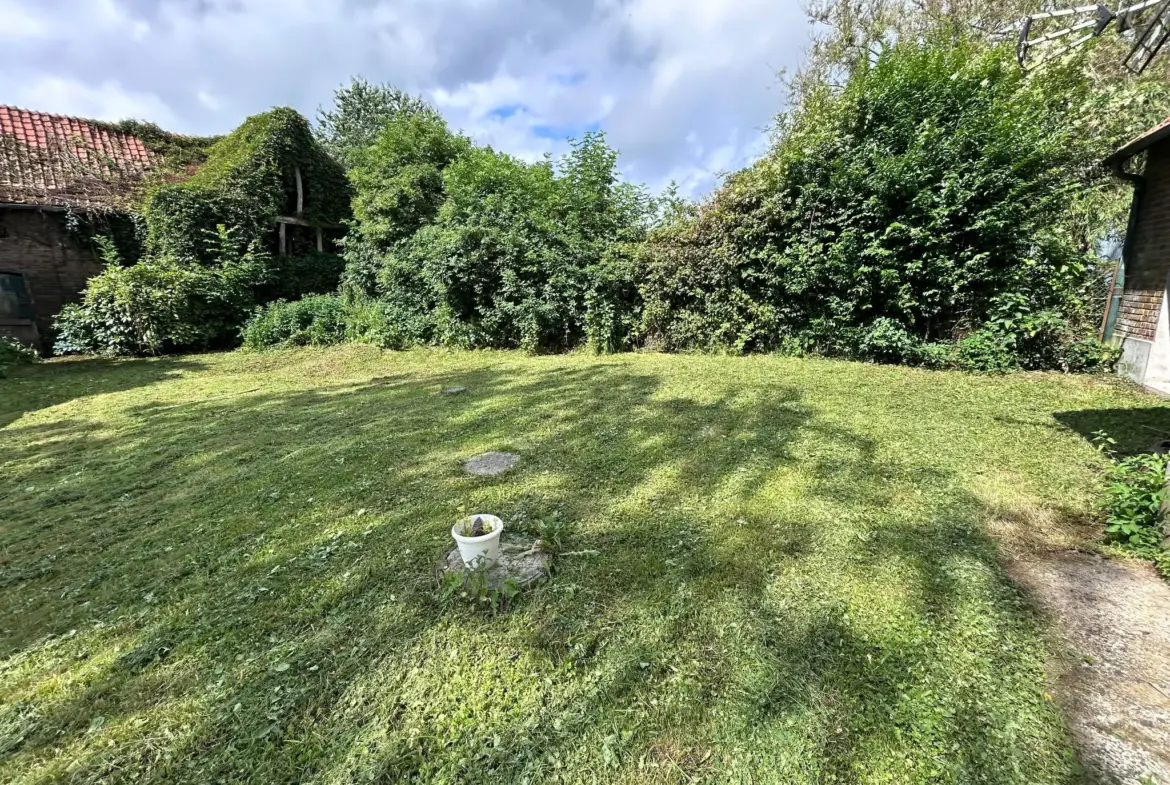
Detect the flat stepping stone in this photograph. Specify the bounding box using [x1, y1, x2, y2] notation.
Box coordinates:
[443, 534, 551, 589]
[440, 387, 466, 396]
[462, 452, 519, 476]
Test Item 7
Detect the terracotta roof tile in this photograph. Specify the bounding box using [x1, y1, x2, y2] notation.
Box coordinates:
[0, 105, 161, 208]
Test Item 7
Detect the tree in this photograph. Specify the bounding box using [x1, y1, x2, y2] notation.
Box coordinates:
[640, 35, 1118, 369]
[314, 78, 439, 168]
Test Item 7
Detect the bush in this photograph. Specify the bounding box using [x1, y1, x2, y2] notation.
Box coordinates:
[1103, 451, 1169, 553]
[856, 318, 926, 365]
[55, 227, 269, 356]
[351, 131, 656, 352]
[240, 295, 347, 349]
[342, 298, 430, 350]
[639, 36, 1110, 368]
[0, 336, 38, 377]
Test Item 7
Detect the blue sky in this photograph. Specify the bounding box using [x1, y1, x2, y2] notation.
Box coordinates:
[0, 0, 810, 197]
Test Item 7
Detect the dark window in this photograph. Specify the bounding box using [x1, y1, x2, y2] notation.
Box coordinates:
[0, 272, 35, 321]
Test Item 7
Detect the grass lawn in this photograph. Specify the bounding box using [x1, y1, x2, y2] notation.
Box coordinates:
[2, 347, 1168, 784]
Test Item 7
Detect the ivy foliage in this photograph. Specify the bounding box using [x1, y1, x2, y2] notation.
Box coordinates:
[94, 119, 221, 172]
[639, 36, 1121, 369]
[143, 107, 351, 265]
[56, 108, 350, 356]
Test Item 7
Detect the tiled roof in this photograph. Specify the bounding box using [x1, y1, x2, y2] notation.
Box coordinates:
[0, 105, 158, 208]
[1106, 114, 1170, 165]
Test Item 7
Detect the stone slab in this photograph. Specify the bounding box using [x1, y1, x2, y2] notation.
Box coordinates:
[444, 533, 551, 589]
[462, 451, 520, 476]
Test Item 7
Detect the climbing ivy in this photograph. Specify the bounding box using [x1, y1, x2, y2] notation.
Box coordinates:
[142, 108, 351, 266]
[92, 119, 220, 172]
[57, 108, 351, 356]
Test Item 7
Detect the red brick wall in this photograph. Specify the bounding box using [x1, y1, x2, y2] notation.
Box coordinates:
[1116, 140, 1170, 342]
[0, 208, 103, 352]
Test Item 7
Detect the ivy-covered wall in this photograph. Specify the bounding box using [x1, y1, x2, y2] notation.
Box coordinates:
[142, 108, 350, 265]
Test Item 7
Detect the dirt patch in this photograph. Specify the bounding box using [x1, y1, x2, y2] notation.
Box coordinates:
[1003, 549, 1170, 784]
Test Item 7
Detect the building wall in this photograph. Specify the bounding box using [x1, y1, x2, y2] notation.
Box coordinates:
[0, 207, 103, 353]
[1116, 140, 1170, 342]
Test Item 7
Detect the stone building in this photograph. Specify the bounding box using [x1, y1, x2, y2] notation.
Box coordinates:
[0, 106, 155, 352]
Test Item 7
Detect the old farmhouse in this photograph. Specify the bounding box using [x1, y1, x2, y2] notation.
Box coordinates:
[0, 106, 156, 352]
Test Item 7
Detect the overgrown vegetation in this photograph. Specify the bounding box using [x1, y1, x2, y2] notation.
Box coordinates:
[142, 108, 349, 266]
[56, 226, 271, 355]
[0, 336, 37, 377]
[5, 346, 1163, 782]
[1096, 433, 1170, 577]
[236, 34, 1158, 370]
[56, 109, 350, 356]
[57, 5, 1170, 368]
[639, 37, 1124, 370]
[338, 108, 655, 352]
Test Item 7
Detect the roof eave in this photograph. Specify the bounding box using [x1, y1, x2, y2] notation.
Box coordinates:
[1105, 121, 1170, 166]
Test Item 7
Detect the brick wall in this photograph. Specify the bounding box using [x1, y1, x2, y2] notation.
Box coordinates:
[1116, 140, 1170, 342]
[0, 208, 103, 352]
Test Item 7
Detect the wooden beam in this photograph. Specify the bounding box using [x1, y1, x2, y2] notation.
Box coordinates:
[316, 227, 324, 253]
[278, 221, 286, 255]
[274, 215, 344, 229]
[294, 167, 303, 216]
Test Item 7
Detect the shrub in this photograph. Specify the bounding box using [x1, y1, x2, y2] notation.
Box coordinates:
[343, 298, 430, 350]
[1103, 451, 1169, 554]
[639, 36, 1110, 368]
[55, 227, 269, 356]
[856, 318, 925, 365]
[353, 131, 656, 352]
[240, 295, 347, 349]
[0, 336, 38, 377]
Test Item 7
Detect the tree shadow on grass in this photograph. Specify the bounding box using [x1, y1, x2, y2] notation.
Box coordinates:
[0, 359, 1080, 784]
[0, 356, 208, 429]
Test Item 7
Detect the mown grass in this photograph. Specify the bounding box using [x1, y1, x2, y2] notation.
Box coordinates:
[2, 347, 1168, 784]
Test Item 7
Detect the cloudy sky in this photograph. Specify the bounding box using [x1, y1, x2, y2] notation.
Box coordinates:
[0, 0, 811, 197]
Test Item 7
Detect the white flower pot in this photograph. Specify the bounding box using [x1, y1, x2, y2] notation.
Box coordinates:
[451, 515, 504, 569]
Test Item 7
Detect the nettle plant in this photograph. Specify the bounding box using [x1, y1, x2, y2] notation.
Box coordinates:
[1095, 431, 1170, 571]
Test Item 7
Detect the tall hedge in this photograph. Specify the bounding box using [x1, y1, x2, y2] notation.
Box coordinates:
[640, 38, 1112, 364]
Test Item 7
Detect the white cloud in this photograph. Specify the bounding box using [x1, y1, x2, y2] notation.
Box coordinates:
[196, 91, 221, 112]
[0, 0, 48, 39]
[0, 0, 808, 196]
[6, 76, 180, 127]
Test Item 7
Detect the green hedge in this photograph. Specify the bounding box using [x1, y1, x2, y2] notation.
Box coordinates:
[638, 37, 1114, 369]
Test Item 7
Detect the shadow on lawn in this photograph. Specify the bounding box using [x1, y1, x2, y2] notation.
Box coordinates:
[0, 360, 1077, 784]
[0, 356, 207, 429]
[1053, 407, 1170, 455]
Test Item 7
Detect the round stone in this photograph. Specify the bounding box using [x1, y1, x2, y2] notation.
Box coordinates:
[462, 451, 520, 476]
[443, 534, 551, 588]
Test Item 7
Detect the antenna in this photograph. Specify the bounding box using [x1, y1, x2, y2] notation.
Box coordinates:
[1012, 0, 1170, 73]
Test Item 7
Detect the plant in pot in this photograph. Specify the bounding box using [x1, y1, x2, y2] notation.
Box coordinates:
[451, 514, 504, 569]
